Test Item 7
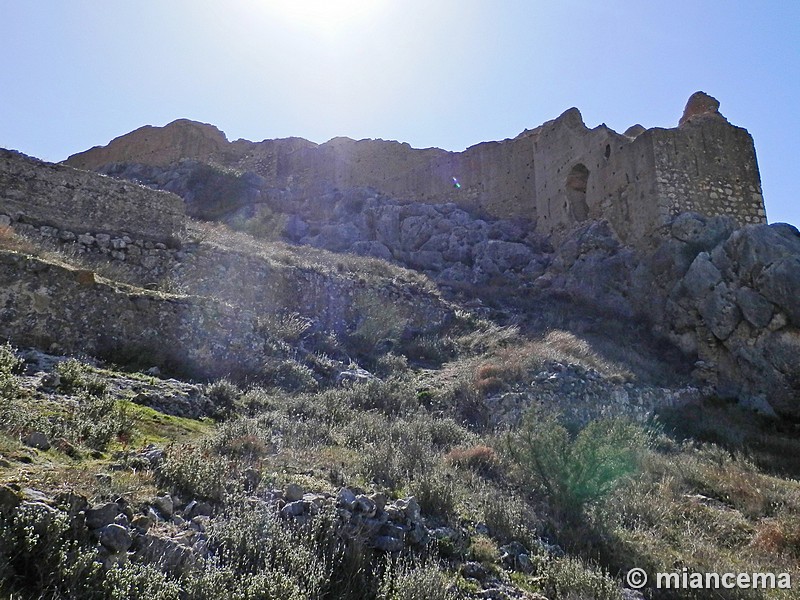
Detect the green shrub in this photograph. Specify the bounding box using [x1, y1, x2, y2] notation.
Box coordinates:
[103, 564, 182, 600]
[262, 359, 318, 392]
[205, 377, 242, 419]
[0, 502, 102, 598]
[209, 502, 375, 599]
[446, 444, 501, 478]
[409, 462, 458, 520]
[373, 352, 409, 378]
[535, 555, 622, 600]
[378, 558, 456, 600]
[0, 343, 22, 429]
[509, 409, 650, 521]
[56, 358, 108, 396]
[157, 443, 231, 502]
[468, 534, 500, 566]
[359, 413, 439, 490]
[476, 487, 538, 546]
[212, 417, 273, 460]
[71, 391, 134, 450]
[0, 342, 21, 378]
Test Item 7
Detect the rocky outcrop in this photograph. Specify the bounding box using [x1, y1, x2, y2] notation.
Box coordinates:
[679, 91, 725, 126]
[66, 119, 232, 171]
[637, 214, 800, 418]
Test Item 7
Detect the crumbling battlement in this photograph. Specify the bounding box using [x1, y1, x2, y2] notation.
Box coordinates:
[65, 92, 766, 247]
[0, 148, 185, 244]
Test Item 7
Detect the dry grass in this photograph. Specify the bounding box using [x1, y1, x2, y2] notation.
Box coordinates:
[0, 225, 38, 254]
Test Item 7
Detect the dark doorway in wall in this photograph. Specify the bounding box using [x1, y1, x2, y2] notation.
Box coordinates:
[566, 163, 590, 222]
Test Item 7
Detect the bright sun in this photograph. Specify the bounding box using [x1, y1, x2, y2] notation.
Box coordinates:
[269, 0, 383, 33]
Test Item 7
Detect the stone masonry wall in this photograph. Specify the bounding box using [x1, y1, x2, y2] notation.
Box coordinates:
[0, 246, 453, 381]
[0, 149, 185, 244]
[651, 118, 765, 229]
[63, 93, 766, 248]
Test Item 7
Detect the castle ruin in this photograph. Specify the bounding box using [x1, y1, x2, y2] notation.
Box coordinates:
[65, 92, 766, 247]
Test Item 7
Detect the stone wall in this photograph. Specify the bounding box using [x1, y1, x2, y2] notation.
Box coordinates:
[0, 246, 453, 381]
[63, 92, 766, 248]
[651, 118, 766, 228]
[5, 218, 182, 283]
[0, 149, 185, 244]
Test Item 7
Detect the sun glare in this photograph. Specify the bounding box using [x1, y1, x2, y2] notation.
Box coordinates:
[268, 0, 383, 33]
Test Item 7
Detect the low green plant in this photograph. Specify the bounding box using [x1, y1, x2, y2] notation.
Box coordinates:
[535, 555, 622, 600]
[205, 377, 241, 420]
[509, 408, 650, 522]
[157, 443, 231, 502]
[378, 558, 456, 600]
[468, 534, 500, 565]
[71, 390, 134, 450]
[409, 462, 458, 520]
[0, 502, 102, 598]
[56, 358, 108, 396]
[0, 343, 22, 428]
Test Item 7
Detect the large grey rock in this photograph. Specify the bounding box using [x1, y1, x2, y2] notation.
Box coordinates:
[372, 535, 404, 553]
[100, 524, 132, 553]
[473, 240, 533, 271]
[372, 205, 402, 247]
[284, 483, 305, 502]
[672, 213, 735, 250]
[0, 485, 21, 513]
[350, 240, 393, 261]
[152, 494, 174, 518]
[309, 223, 364, 252]
[86, 502, 122, 529]
[407, 250, 444, 271]
[724, 223, 800, 285]
[400, 215, 435, 251]
[23, 431, 51, 451]
[682, 253, 722, 300]
[699, 283, 741, 341]
[756, 257, 800, 327]
[134, 534, 199, 575]
[281, 500, 306, 518]
[735, 287, 774, 328]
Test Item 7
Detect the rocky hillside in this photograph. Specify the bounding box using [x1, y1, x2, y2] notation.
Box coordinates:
[57, 118, 800, 420]
[1, 108, 799, 599]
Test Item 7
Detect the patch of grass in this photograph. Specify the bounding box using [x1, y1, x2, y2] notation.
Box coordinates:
[123, 401, 212, 446]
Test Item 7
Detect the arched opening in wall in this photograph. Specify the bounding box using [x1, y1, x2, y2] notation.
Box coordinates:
[566, 163, 590, 222]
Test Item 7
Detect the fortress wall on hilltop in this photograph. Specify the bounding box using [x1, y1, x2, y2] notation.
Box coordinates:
[60, 93, 767, 248]
[0, 149, 186, 244]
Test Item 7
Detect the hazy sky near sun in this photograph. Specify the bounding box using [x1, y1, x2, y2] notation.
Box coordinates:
[1, 1, 799, 225]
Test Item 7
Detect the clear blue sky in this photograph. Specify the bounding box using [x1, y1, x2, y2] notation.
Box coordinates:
[2, 1, 798, 225]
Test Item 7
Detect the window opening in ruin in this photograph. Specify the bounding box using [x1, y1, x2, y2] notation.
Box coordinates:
[566, 163, 590, 222]
[604, 144, 611, 159]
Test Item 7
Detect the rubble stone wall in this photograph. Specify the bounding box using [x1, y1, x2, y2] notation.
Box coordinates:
[0, 149, 185, 244]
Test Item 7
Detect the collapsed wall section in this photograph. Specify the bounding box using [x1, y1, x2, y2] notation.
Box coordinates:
[1, 149, 185, 244]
